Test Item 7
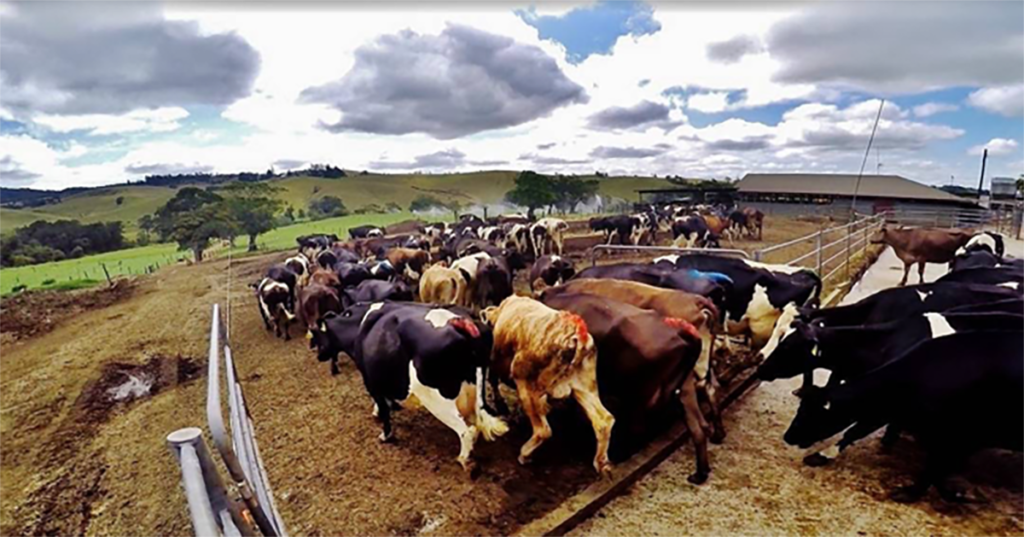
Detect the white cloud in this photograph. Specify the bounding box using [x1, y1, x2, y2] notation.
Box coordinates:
[33, 107, 189, 135]
[0, 135, 127, 189]
[966, 85, 1024, 117]
[968, 138, 1019, 157]
[912, 102, 959, 118]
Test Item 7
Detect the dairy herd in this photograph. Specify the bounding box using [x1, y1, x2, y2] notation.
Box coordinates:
[252, 214, 1022, 503]
[589, 204, 763, 249]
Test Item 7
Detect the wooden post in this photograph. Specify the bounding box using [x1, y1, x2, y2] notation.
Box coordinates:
[815, 230, 823, 274]
[101, 263, 112, 286]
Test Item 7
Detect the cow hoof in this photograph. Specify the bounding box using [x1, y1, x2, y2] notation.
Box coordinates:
[803, 453, 832, 467]
[378, 431, 395, 443]
[890, 485, 926, 503]
[594, 461, 613, 477]
[461, 460, 480, 479]
[710, 430, 726, 445]
[687, 471, 709, 485]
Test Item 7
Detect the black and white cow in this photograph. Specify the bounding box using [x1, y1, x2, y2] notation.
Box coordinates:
[627, 212, 657, 246]
[254, 264, 298, 339]
[588, 215, 637, 245]
[317, 247, 360, 270]
[653, 254, 821, 350]
[529, 254, 576, 293]
[479, 225, 507, 245]
[311, 302, 508, 472]
[783, 330, 1022, 503]
[349, 225, 385, 239]
[296, 234, 338, 259]
[425, 222, 449, 246]
[284, 253, 311, 288]
[529, 217, 568, 256]
[671, 215, 720, 249]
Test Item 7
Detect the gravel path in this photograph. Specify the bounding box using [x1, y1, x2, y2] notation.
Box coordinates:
[571, 247, 1023, 537]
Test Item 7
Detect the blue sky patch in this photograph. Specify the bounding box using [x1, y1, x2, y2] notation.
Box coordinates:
[517, 1, 661, 63]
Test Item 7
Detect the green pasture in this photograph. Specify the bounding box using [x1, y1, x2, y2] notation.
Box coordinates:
[0, 212, 423, 295]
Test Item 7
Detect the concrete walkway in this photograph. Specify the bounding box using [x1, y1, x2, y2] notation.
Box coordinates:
[841, 246, 949, 304]
[569, 246, 1023, 537]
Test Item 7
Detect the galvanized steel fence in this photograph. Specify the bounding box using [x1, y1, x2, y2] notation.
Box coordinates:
[167, 304, 287, 537]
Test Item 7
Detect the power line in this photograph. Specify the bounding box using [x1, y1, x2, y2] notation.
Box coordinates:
[850, 99, 885, 221]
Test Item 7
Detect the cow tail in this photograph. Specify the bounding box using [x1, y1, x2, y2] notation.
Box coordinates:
[474, 367, 509, 440]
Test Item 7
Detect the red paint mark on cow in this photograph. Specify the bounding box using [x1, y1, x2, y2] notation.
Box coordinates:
[663, 317, 700, 340]
[448, 317, 480, 338]
[562, 311, 590, 343]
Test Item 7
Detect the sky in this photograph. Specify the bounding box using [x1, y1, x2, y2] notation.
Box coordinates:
[0, 1, 1021, 191]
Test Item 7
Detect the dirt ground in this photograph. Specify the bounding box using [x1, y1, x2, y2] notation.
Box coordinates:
[4, 214, 1012, 536]
[569, 373, 1024, 537]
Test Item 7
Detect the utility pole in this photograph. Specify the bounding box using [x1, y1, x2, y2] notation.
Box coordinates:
[976, 148, 988, 199]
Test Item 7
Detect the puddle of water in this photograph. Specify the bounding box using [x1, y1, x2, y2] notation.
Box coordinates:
[107, 373, 154, 402]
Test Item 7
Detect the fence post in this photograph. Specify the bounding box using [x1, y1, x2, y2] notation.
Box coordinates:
[845, 221, 853, 278]
[167, 428, 222, 537]
[815, 230, 823, 274]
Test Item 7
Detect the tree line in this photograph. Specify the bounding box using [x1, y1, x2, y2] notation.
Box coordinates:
[0, 220, 125, 267]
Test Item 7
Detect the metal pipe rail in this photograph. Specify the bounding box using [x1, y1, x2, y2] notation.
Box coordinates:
[167, 427, 246, 537]
[207, 304, 287, 537]
[590, 244, 749, 266]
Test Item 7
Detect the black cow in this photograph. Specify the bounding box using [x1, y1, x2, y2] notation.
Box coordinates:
[935, 266, 1023, 289]
[529, 255, 576, 293]
[317, 247, 360, 269]
[333, 261, 373, 288]
[589, 215, 637, 245]
[799, 282, 1020, 328]
[311, 302, 507, 472]
[340, 279, 414, 308]
[349, 225, 385, 239]
[655, 254, 821, 349]
[783, 331, 1022, 503]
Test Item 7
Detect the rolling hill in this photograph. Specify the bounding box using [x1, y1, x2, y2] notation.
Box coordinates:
[0, 172, 673, 236]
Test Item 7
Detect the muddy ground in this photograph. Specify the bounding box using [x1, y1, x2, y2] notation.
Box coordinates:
[3, 216, 1014, 536]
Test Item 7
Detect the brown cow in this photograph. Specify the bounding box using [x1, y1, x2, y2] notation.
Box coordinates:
[742, 207, 764, 240]
[298, 282, 343, 350]
[419, 263, 469, 306]
[481, 296, 615, 474]
[541, 292, 712, 483]
[542, 278, 725, 443]
[871, 226, 972, 286]
[385, 247, 432, 282]
[309, 267, 342, 289]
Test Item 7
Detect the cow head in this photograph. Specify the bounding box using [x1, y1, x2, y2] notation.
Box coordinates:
[756, 320, 819, 381]
[869, 226, 889, 244]
[783, 386, 850, 449]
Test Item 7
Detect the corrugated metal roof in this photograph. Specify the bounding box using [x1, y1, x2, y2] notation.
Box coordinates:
[737, 173, 972, 203]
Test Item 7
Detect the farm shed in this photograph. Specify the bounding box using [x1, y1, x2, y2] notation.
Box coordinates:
[736, 173, 979, 217]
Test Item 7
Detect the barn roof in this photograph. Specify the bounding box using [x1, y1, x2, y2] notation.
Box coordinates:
[737, 173, 973, 204]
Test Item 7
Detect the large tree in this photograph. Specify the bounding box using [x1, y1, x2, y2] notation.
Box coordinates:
[154, 187, 232, 262]
[505, 171, 557, 219]
[552, 176, 599, 213]
[219, 182, 284, 251]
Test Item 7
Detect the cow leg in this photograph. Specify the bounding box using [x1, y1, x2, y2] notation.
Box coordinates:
[516, 382, 552, 465]
[571, 383, 615, 475]
[899, 262, 911, 286]
[880, 423, 902, 451]
[487, 369, 511, 416]
[700, 369, 726, 444]
[258, 300, 272, 331]
[330, 357, 340, 376]
[679, 374, 710, 484]
[917, 261, 926, 284]
[409, 366, 480, 473]
[374, 395, 394, 443]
